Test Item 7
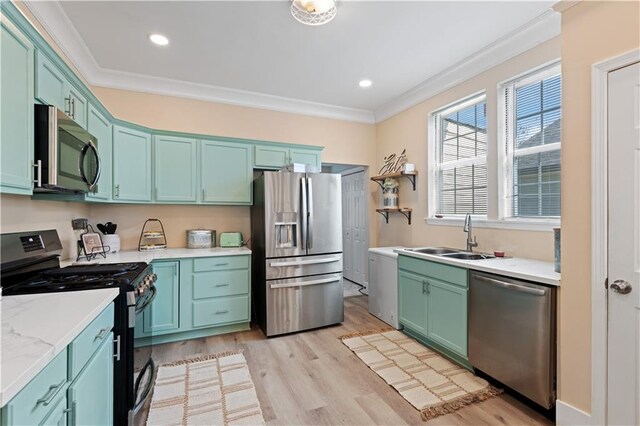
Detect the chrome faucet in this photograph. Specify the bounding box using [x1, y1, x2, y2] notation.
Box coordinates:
[464, 213, 478, 252]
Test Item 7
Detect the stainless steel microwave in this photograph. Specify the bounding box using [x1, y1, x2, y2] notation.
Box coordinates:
[34, 105, 100, 193]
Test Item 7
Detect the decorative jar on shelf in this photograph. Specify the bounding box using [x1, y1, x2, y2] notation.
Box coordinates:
[382, 177, 399, 209]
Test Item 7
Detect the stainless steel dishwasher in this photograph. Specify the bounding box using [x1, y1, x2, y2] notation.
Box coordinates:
[469, 271, 556, 408]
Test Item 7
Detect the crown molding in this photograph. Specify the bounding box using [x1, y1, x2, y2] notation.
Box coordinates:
[373, 9, 561, 123]
[21, 0, 376, 124]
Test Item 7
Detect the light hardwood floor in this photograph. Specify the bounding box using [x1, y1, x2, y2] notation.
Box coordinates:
[136, 296, 553, 425]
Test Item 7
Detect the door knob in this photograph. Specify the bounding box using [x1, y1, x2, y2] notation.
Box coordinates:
[610, 280, 632, 294]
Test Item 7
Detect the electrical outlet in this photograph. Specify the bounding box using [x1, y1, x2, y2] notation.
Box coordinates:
[71, 218, 88, 230]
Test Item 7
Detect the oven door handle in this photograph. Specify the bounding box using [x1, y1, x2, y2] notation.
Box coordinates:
[135, 285, 157, 314]
[133, 358, 156, 414]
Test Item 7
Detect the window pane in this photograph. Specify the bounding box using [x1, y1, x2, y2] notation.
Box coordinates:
[507, 70, 562, 218]
[439, 164, 487, 215]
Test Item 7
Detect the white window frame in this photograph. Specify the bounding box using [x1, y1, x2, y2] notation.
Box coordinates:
[428, 91, 487, 220]
[498, 60, 562, 226]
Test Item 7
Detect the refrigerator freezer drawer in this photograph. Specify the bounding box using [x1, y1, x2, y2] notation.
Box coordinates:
[265, 273, 344, 336]
[266, 253, 343, 280]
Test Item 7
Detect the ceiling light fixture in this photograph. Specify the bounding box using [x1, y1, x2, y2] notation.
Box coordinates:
[148, 33, 169, 46]
[359, 79, 372, 88]
[291, 0, 337, 26]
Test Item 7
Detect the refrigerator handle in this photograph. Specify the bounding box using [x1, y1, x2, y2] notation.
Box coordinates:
[300, 177, 307, 250]
[307, 177, 313, 249]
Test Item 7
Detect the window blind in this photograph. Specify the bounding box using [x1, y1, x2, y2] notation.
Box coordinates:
[435, 96, 487, 216]
[503, 69, 561, 218]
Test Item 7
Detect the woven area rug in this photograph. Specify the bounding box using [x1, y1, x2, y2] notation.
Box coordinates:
[146, 351, 265, 425]
[341, 329, 502, 421]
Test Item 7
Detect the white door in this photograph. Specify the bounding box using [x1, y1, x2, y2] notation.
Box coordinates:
[607, 61, 640, 425]
[342, 173, 353, 280]
[352, 171, 367, 286]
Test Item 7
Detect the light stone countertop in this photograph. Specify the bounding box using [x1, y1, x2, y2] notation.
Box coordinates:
[60, 246, 252, 268]
[395, 248, 560, 286]
[1, 288, 120, 406]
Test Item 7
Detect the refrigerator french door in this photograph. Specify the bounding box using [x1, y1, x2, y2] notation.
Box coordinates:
[252, 171, 344, 336]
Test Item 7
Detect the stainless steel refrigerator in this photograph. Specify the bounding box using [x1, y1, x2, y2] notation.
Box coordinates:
[251, 171, 344, 336]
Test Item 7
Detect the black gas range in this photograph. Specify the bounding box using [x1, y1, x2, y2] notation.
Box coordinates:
[1, 230, 157, 425]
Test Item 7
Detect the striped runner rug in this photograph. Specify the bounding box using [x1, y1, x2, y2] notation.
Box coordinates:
[146, 351, 265, 425]
[341, 329, 502, 421]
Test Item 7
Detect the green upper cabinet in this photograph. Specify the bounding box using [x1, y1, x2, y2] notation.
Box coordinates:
[290, 147, 321, 168]
[35, 50, 87, 128]
[0, 16, 34, 195]
[153, 135, 197, 203]
[113, 125, 152, 202]
[253, 144, 322, 170]
[86, 104, 112, 201]
[254, 145, 289, 169]
[201, 140, 252, 204]
[143, 261, 180, 335]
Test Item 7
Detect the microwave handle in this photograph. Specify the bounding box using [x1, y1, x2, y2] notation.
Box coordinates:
[79, 140, 101, 190]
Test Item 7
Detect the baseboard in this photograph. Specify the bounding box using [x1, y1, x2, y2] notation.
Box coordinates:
[556, 400, 591, 426]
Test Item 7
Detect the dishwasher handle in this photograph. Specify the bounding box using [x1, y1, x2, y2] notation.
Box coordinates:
[474, 274, 547, 296]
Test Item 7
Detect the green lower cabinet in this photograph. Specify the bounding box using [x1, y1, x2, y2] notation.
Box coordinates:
[40, 393, 68, 426]
[145, 261, 180, 335]
[0, 16, 34, 195]
[426, 278, 468, 357]
[67, 333, 113, 426]
[398, 255, 469, 363]
[153, 135, 197, 203]
[398, 270, 428, 335]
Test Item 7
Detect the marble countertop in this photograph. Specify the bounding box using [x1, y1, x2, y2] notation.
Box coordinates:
[395, 248, 560, 286]
[60, 246, 252, 268]
[1, 288, 120, 406]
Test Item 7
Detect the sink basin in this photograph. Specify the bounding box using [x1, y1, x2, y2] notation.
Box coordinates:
[441, 252, 495, 260]
[408, 247, 459, 255]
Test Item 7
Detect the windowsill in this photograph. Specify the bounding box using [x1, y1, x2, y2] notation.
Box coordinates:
[424, 216, 560, 232]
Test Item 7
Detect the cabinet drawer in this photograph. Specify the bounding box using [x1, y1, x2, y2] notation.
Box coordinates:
[398, 255, 468, 288]
[193, 256, 249, 272]
[193, 270, 249, 299]
[192, 296, 249, 328]
[3, 350, 67, 426]
[68, 303, 114, 379]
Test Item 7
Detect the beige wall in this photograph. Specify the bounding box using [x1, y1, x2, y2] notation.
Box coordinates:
[375, 38, 561, 261]
[558, 0, 640, 412]
[0, 194, 90, 259]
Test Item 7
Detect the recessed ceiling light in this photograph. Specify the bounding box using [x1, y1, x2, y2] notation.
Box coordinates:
[359, 79, 372, 88]
[149, 33, 169, 46]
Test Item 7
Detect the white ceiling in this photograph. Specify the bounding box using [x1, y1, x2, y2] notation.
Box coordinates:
[29, 1, 559, 122]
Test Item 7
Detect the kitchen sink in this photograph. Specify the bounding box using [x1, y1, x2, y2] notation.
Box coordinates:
[441, 252, 495, 260]
[408, 247, 459, 255]
[406, 247, 495, 260]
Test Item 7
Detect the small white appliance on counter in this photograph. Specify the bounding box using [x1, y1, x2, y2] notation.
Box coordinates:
[368, 247, 404, 329]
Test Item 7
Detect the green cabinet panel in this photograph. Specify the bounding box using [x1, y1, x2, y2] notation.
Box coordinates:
[144, 261, 180, 335]
[290, 147, 321, 168]
[112, 125, 152, 202]
[153, 135, 197, 202]
[1, 350, 67, 426]
[85, 104, 112, 200]
[193, 255, 249, 272]
[67, 84, 87, 129]
[40, 392, 68, 426]
[254, 145, 289, 169]
[68, 303, 114, 379]
[35, 51, 66, 111]
[397, 255, 468, 288]
[201, 141, 252, 204]
[398, 270, 428, 335]
[192, 270, 249, 299]
[0, 16, 34, 195]
[426, 279, 468, 356]
[67, 333, 113, 426]
[192, 295, 250, 328]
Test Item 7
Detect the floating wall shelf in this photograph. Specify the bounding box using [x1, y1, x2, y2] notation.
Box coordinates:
[370, 171, 417, 191]
[376, 208, 412, 225]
